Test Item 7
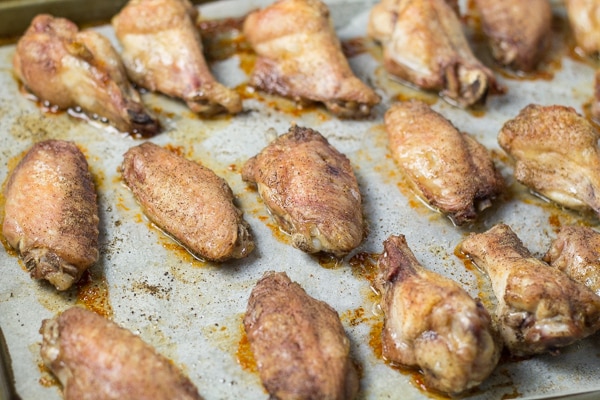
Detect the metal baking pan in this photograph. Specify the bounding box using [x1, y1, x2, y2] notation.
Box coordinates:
[1, 0, 599, 399]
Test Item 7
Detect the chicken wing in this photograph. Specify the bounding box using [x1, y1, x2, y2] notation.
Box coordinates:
[368, 0, 501, 107]
[2, 140, 99, 291]
[244, 271, 359, 400]
[460, 224, 600, 356]
[243, 0, 380, 118]
[13, 14, 159, 137]
[112, 0, 242, 116]
[544, 225, 600, 297]
[565, 0, 600, 56]
[474, 0, 552, 72]
[374, 235, 500, 394]
[241, 125, 364, 256]
[40, 307, 203, 400]
[120, 142, 253, 262]
[498, 104, 600, 217]
[385, 100, 504, 225]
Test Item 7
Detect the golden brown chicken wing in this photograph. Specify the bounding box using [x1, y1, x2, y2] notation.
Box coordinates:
[242, 125, 364, 256]
[243, 0, 380, 118]
[2, 140, 99, 291]
[460, 224, 600, 356]
[244, 271, 359, 400]
[13, 14, 159, 136]
[120, 142, 253, 262]
[565, 0, 600, 56]
[112, 0, 242, 116]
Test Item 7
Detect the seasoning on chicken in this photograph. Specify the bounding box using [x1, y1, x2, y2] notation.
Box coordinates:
[120, 142, 253, 262]
[374, 235, 500, 394]
[243, 0, 380, 118]
[112, 0, 242, 116]
[241, 125, 364, 256]
[40, 307, 203, 400]
[474, 0, 552, 72]
[544, 225, 600, 297]
[2, 140, 99, 291]
[385, 100, 504, 225]
[460, 224, 600, 356]
[564, 0, 600, 56]
[498, 104, 600, 217]
[13, 14, 159, 137]
[368, 0, 501, 107]
[244, 271, 359, 400]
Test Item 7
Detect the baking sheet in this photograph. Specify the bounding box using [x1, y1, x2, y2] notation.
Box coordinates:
[1, 0, 599, 399]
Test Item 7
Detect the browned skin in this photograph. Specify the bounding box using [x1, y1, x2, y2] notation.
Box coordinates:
[112, 0, 242, 116]
[243, 0, 380, 118]
[244, 271, 359, 400]
[368, 0, 501, 107]
[40, 307, 203, 400]
[2, 140, 99, 291]
[385, 100, 504, 225]
[120, 142, 253, 262]
[13, 14, 159, 136]
[544, 225, 600, 297]
[498, 104, 600, 216]
[593, 70, 600, 121]
[242, 126, 364, 256]
[565, 0, 600, 56]
[474, 0, 552, 72]
[460, 224, 600, 357]
[374, 235, 500, 394]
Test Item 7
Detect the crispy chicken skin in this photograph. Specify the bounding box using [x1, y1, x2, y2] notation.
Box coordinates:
[244, 271, 359, 400]
[40, 307, 203, 400]
[460, 224, 600, 356]
[385, 100, 504, 225]
[112, 0, 242, 116]
[544, 225, 600, 297]
[2, 140, 99, 291]
[243, 0, 380, 118]
[242, 126, 364, 256]
[474, 0, 552, 72]
[368, 0, 500, 107]
[13, 14, 159, 136]
[120, 142, 253, 262]
[374, 235, 500, 394]
[498, 104, 600, 216]
[565, 0, 600, 56]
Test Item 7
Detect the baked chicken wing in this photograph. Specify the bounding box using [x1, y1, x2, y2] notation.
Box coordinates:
[40, 307, 203, 400]
[243, 0, 380, 118]
[565, 0, 600, 56]
[244, 271, 359, 400]
[385, 100, 504, 225]
[2, 140, 99, 291]
[460, 224, 600, 356]
[13, 14, 159, 136]
[368, 0, 500, 107]
[242, 125, 364, 256]
[112, 0, 242, 116]
[498, 104, 600, 217]
[374, 235, 500, 394]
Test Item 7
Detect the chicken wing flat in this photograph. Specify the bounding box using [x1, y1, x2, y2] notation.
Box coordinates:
[112, 0, 242, 116]
[474, 0, 552, 72]
[385, 100, 504, 225]
[565, 0, 600, 56]
[13, 14, 159, 136]
[368, 0, 500, 107]
[544, 225, 600, 297]
[241, 125, 364, 256]
[460, 224, 600, 356]
[243, 0, 380, 118]
[40, 307, 203, 400]
[498, 104, 600, 217]
[375, 235, 500, 394]
[244, 271, 359, 400]
[2, 140, 99, 291]
[120, 142, 253, 262]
